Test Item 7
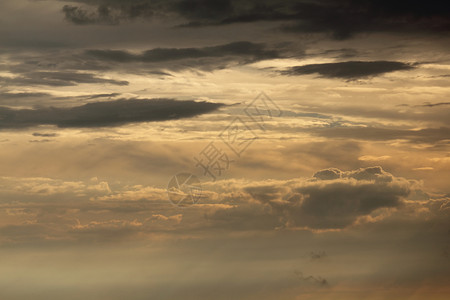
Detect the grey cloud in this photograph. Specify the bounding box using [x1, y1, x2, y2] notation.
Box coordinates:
[62, 1, 159, 25]
[292, 167, 408, 229]
[296, 103, 450, 128]
[32, 133, 58, 137]
[84, 41, 280, 69]
[61, 0, 232, 26]
[345, 166, 395, 182]
[417, 102, 450, 108]
[0, 92, 54, 107]
[62, 5, 120, 25]
[313, 168, 341, 180]
[280, 61, 414, 80]
[2, 42, 283, 80]
[293, 271, 328, 287]
[176, 0, 233, 22]
[311, 126, 450, 144]
[61, 1, 450, 39]
[318, 48, 360, 59]
[0, 98, 225, 129]
[243, 185, 289, 204]
[0, 92, 52, 99]
[86, 92, 121, 99]
[309, 251, 327, 261]
[209, 166, 413, 230]
[0, 71, 128, 87]
[1, 91, 122, 109]
[29, 139, 52, 143]
[280, 0, 450, 39]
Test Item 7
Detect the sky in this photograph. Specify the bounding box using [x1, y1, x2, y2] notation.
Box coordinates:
[0, 1, 450, 299]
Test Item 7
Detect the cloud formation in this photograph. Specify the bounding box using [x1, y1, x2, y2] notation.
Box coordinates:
[0, 166, 448, 246]
[0, 71, 128, 87]
[84, 41, 280, 71]
[61, 0, 450, 39]
[0, 98, 225, 129]
[207, 166, 414, 230]
[280, 61, 415, 80]
[311, 126, 450, 144]
[86, 41, 278, 62]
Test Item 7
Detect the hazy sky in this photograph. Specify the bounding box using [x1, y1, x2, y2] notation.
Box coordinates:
[0, 1, 449, 299]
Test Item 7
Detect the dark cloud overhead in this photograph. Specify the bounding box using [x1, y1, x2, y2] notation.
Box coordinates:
[280, 61, 415, 79]
[0, 98, 225, 129]
[61, 0, 450, 39]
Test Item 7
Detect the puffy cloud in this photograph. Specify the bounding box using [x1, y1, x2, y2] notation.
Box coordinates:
[207, 166, 415, 230]
[313, 168, 341, 180]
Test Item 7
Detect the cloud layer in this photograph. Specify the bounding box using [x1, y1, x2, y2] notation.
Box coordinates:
[62, 0, 450, 39]
[280, 61, 414, 79]
[0, 98, 225, 129]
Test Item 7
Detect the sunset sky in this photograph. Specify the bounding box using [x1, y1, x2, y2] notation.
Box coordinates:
[0, 1, 449, 299]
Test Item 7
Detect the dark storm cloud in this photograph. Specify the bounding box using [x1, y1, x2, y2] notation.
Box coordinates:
[280, 61, 415, 80]
[311, 126, 450, 144]
[0, 71, 128, 87]
[85, 41, 280, 64]
[0, 98, 224, 129]
[61, 0, 450, 39]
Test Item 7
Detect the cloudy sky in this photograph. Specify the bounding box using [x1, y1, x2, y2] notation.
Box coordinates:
[1, 1, 450, 299]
